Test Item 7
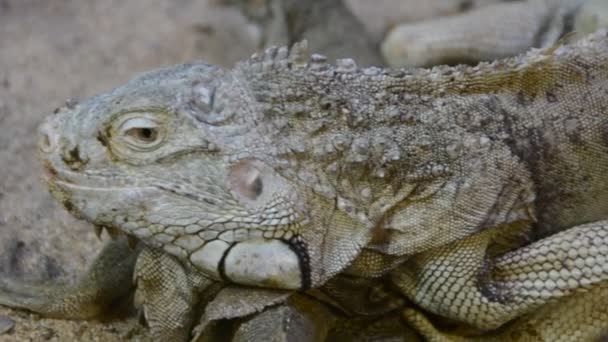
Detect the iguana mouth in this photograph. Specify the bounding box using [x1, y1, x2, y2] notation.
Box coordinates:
[42, 161, 92, 194]
[41, 160, 60, 181]
[41, 157, 82, 186]
[41, 158, 140, 191]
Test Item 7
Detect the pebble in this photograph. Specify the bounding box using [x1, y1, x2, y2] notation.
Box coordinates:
[0, 315, 15, 335]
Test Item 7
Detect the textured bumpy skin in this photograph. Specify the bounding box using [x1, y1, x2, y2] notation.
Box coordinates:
[1, 31, 608, 341]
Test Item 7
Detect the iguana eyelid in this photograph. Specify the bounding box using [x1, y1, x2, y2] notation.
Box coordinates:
[119, 117, 159, 132]
[112, 113, 169, 152]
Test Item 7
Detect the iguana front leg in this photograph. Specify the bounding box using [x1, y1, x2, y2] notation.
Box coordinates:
[133, 246, 214, 341]
[392, 220, 608, 337]
[0, 237, 138, 319]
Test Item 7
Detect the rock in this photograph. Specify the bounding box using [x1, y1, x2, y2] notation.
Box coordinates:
[574, 0, 608, 34]
[0, 315, 15, 335]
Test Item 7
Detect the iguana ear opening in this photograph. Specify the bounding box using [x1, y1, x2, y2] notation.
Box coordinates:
[230, 161, 264, 200]
[224, 159, 371, 289]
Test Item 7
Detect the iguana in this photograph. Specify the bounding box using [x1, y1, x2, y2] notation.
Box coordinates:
[1, 30, 608, 341]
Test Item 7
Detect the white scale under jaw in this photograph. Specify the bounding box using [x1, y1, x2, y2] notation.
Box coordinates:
[188, 237, 309, 290]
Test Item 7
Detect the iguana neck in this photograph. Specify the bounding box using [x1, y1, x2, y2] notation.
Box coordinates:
[234, 53, 465, 219]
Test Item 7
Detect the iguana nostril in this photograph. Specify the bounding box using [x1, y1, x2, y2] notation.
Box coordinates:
[39, 116, 89, 169]
[61, 145, 88, 171]
[69, 146, 80, 160]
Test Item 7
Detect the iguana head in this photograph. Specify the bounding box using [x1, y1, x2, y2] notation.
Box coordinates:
[37, 57, 370, 290]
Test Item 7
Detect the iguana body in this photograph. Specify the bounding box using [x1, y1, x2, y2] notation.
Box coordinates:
[1, 31, 608, 341]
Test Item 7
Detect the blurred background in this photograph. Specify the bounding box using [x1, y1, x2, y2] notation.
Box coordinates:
[0, 0, 607, 340]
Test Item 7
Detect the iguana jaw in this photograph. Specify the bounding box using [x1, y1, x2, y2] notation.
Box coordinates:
[40, 156, 309, 289]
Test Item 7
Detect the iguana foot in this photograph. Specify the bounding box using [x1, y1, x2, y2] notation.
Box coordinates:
[0, 237, 138, 319]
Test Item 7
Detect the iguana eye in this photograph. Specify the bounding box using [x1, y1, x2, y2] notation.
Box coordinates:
[126, 127, 158, 143]
[118, 116, 165, 150]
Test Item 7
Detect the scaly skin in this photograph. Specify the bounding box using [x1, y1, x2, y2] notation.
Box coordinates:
[1, 31, 608, 341]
